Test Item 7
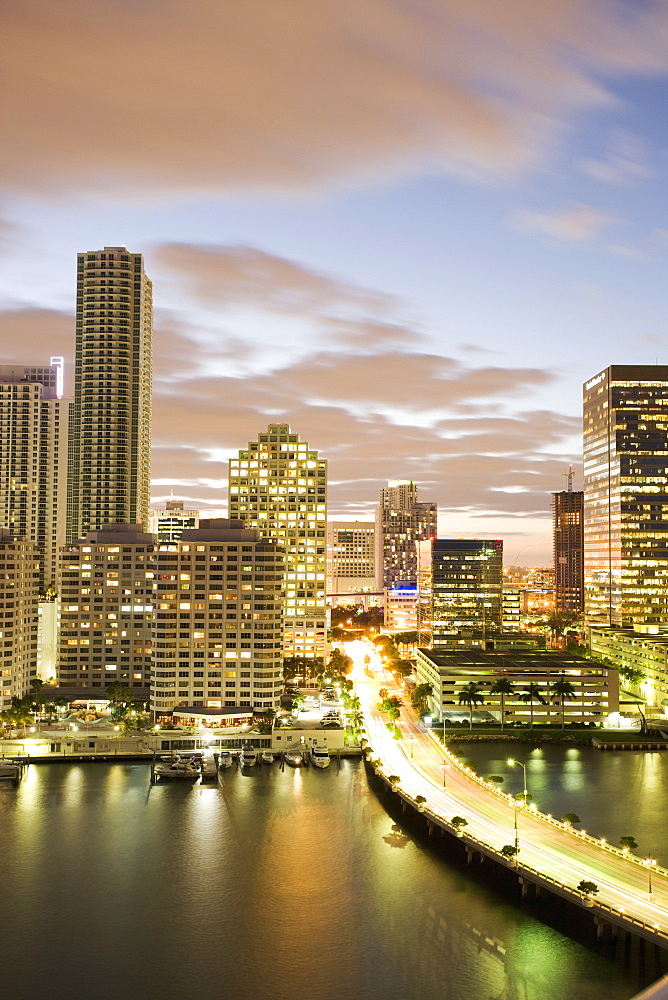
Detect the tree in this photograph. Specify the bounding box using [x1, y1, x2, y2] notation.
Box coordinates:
[392, 631, 420, 645]
[380, 696, 403, 722]
[387, 774, 401, 786]
[451, 816, 468, 831]
[328, 648, 353, 676]
[458, 682, 485, 730]
[105, 682, 135, 706]
[517, 683, 546, 729]
[415, 795, 426, 806]
[411, 683, 433, 715]
[501, 844, 518, 859]
[489, 676, 513, 731]
[561, 813, 580, 825]
[577, 880, 599, 896]
[488, 775, 504, 785]
[552, 675, 577, 729]
[350, 710, 364, 732]
[545, 611, 582, 641]
[619, 835, 638, 852]
[619, 665, 646, 687]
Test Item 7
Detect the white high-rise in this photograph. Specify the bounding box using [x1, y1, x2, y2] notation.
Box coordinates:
[0, 358, 69, 591]
[68, 247, 152, 541]
[229, 424, 327, 658]
[0, 530, 40, 708]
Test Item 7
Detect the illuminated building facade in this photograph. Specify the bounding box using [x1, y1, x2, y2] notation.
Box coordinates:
[151, 520, 284, 714]
[584, 365, 668, 627]
[0, 530, 40, 708]
[0, 359, 69, 590]
[552, 489, 584, 613]
[57, 523, 155, 691]
[326, 520, 376, 595]
[149, 499, 199, 543]
[417, 538, 503, 646]
[68, 247, 152, 541]
[384, 581, 419, 632]
[228, 424, 327, 658]
[376, 480, 436, 590]
[589, 625, 668, 716]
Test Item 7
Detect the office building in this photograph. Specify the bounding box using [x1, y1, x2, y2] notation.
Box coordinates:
[149, 499, 199, 543]
[376, 480, 437, 590]
[68, 247, 152, 541]
[415, 647, 618, 726]
[57, 523, 155, 691]
[583, 365, 668, 627]
[384, 581, 419, 633]
[151, 519, 284, 714]
[417, 538, 503, 646]
[0, 530, 40, 708]
[552, 486, 584, 614]
[326, 520, 376, 595]
[0, 358, 69, 590]
[228, 424, 327, 658]
[589, 625, 668, 717]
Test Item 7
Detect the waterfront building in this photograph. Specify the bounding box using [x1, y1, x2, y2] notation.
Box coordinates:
[417, 538, 503, 646]
[0, 530, 40, 708]
[415, 647, 618, 726]
[326, 520, 376, 595]
[67, 247, 152, 541]
[228, 424, 327, 658]
[57, 523, 155, 692]
[376, 480, 437, 590]
[583, 365, 668, 627]
[151, 520, 284, 715]
[553, 487, 584, 613]
[149, 499, 199, 543]
[589, 625, 668, 718]
[0, 358, 69, 591]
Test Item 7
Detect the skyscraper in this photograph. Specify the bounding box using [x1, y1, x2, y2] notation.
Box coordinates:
[0, 530, 40, 708]
[417, 538, 503, 646]
[552, 486, 584, 614]
[326, 520, 376, 595]
[68, 247, 152, 541]
[228, 424, 327, 658]
[0, 358, 69, 590]
[149, 499, 199, 543]
[376, 480, 437, 590]
[583, 365, 668, 627]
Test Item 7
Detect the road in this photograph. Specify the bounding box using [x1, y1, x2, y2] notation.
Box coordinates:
[346, 640, 668, 933]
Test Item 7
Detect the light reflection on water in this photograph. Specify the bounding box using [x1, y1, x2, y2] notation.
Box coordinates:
[0, 758, 654, 1000]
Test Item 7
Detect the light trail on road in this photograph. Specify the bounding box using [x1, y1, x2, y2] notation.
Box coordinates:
[343, 639, 668, 932]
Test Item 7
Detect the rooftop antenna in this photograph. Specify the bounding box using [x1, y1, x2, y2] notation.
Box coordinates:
[563, 465, 574, 492]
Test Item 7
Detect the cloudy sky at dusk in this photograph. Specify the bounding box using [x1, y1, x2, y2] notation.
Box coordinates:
[1, 0, 666, 564]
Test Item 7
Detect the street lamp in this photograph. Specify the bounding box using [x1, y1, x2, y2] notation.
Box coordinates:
[409, 736, 415, 758]
[508, 758, 528, 805]
[644, 856, 656, 898]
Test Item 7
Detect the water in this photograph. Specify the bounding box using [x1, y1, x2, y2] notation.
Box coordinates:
[0, 757, 658, 1000]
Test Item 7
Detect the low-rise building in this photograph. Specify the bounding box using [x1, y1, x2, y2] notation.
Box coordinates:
[589, 626, 668, 716]
[415, 648, 618, 726]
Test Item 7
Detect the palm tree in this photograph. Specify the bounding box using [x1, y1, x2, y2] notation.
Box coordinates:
[411, 683, 433, 715]
[489, 676, 513, 731]
[458, 682, 485, 731]
[552, 675, 577, 729]
[517, 683, 546, 729]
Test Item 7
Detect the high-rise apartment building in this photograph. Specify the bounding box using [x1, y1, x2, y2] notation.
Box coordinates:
[228, 424, 327, 658]
[68, 247, 152, 541]
[57, 523, 155, 691]
[376, 480, 436, 590]
[552, 488, 584, 614]
[417, 538, 503, 645]
[584, 366, 668, 627]
[149, 499, 199, 543]
[151, 520, 284, 714]
[326, 520, 376, 595]
[0, 359, 69, 590]
[0, 530, 40, 708]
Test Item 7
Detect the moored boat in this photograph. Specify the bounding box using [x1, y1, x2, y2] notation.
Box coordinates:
[240, 745, 258, 767]
[218, 750, 233, 768]
[261, 752, 274, 765]
[155, 758, 200, 780]
[311, 743, 331, 768]
[285, 749, 303, 767]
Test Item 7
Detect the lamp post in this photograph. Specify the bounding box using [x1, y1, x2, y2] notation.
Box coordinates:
[409, 736, 415, 759]
[644, 856, 656, 898]
[508, 758, 528, 805]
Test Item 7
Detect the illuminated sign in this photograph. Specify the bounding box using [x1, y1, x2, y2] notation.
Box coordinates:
[585, 372, 606, 391]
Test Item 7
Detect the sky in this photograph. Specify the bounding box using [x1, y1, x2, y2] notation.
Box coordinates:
[1, 0, 667, 565]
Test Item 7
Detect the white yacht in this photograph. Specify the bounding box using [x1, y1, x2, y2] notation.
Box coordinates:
[311, 744, 331, 768]
[155, 758, 200, 780]
[261, 752, 274, 765]
[218, 750, 233, 768]
[285, 748, 304, 767]
[240, 745, 258, 767]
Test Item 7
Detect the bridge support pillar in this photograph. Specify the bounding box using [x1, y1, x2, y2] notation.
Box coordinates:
[466, 847, 475, 866]
[518, 877, 536, 899]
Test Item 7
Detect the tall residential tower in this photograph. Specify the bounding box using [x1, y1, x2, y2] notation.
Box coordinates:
[552, 482, 584, 614]
[376, 480, 437, 590]
[67, 248, 152, 541]
[583, 365, 668, 627]
[229, 424, 327, 658]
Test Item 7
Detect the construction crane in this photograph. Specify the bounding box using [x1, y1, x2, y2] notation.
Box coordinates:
[563, 465, 574, 492]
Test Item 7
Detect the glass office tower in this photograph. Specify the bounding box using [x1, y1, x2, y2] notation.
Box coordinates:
[583, 365, 668, 627]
